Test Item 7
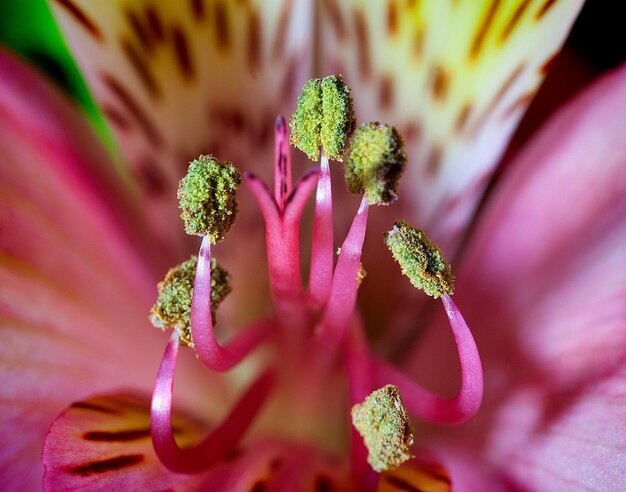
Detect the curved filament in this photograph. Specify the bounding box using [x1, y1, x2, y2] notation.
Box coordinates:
[191, 235, 271, 371]
[318, 196, 369, 346]
[151, 333, 276, 474]
[374, 295, 483, 425]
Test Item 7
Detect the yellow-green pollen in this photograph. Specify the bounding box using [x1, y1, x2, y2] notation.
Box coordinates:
[384, 221, 455, 298]
[150, 256, 231, 347]
[290, 75, 356, 161]
[345, 122, 406, 206]
[178, 155, 242, 243]
[351, 385, 414, 472]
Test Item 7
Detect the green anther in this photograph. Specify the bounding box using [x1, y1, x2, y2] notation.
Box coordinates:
[345, 122, 406, 205]
[384, 220, 455, 298]
[150, 256, 232, 347]
[290, 78, 322, 160]
[320, 75, 356, 161]
[289, 75, 356, 161]
[178, 155, 242, 243]
[351, 385, 414, 472]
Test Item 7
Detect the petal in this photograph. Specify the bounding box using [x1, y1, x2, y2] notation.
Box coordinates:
[43, 392, 352, 491]
[319, 0, 584, 252]
[0, 48, 220, 490]
[378, 458, 452, 492]
[463, 63, 626, 489]
[48, 0, 315, 256]
[407, 64, 626, 489]
[377, 452, 501, 492]
[42, 392, 209, 491]
[487, 365, 626, 490]
[459, 62, 626, 390]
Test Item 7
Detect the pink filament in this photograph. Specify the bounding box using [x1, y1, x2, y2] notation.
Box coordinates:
[150, 334, 276, 474]
[273, 115, 292, 213]
[374, 294, 483, 425]
[318, 196, 369, 345]
[308, 151, 334, 308]
[191, 235, 271, 371]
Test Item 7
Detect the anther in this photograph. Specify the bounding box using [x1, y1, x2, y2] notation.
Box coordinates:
[345, 122, 406, 205]
[150, 256, 231, 347]
[178, 155, 242, 243]
[351, 385, 414, 472]
[384, 221, 454, 298]
[290, 75, 356, 161]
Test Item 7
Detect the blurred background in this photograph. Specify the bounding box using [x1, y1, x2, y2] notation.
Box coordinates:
[0, 0, 624, 154]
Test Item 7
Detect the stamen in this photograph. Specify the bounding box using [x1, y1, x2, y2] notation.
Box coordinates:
[191, 235, 272, 371]
[373, 295, 483, 425]
[150, 332, 276, 473]
[345, 122, 406, 206]
[175, 156, 266, 370]
[351, 385, 414, 472]
[318, 196, 369, 345]
[177, 155, 241, 243]
[320, 75, 356, 161]
[289, 77, 322, 161]
[384, 221, 455, 298]
[150, 255, 231, 347]
[308, 151, 334, 307]
[377, 224, 482, 424]
[289, 75, 356, 161]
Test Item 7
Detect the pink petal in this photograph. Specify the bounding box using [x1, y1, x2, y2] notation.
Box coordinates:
[406, 64, 626, 489]
[459, 62, 626, 391]
[0, 48, 218, 490]
[487, 365, 626, 490]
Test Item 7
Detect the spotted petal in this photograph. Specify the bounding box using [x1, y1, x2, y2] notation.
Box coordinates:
[42, 393, 209, 490]
[0, 48, 221, 491]
[319, 0, 584, 253]
[43, 392, 352, 491]
[48, 0, 314, 256]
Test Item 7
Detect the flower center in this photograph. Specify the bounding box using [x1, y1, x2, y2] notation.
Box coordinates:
[147, 75, 484, 489]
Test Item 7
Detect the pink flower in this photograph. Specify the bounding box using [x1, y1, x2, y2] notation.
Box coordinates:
[1, 2, 624, 490]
